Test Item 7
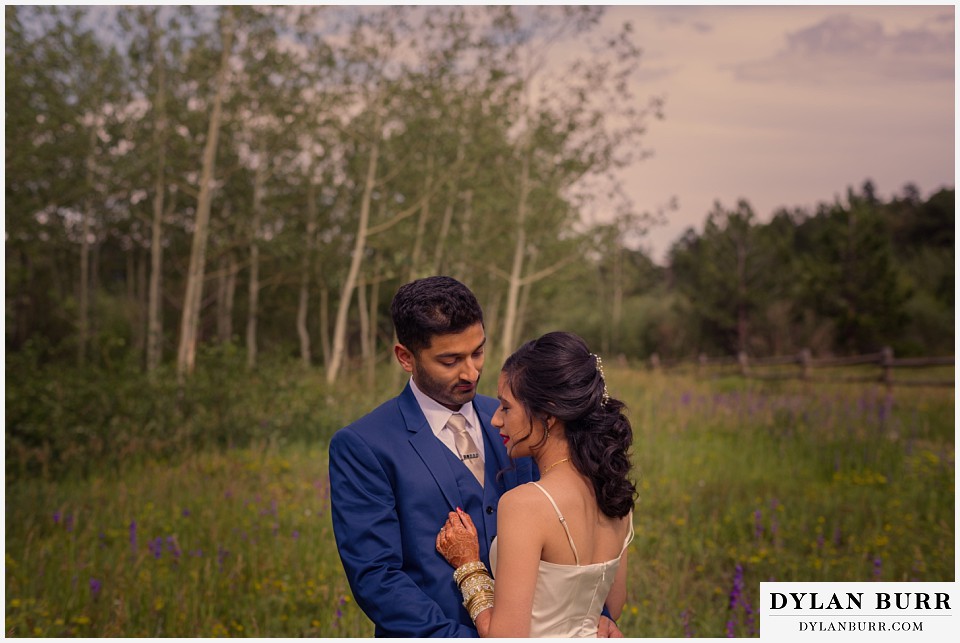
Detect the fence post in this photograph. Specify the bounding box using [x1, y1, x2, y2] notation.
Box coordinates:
[698, 353, 707, 377]
[649, 353, 660, 371]
[881, 346, 894, 389]
[738, 351, 749, 378]
[799, 348, 811, 381]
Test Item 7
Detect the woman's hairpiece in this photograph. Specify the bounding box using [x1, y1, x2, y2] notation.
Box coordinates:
[592, 353, 610, 405]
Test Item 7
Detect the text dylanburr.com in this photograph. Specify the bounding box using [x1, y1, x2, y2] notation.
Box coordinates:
[760, 582, 956, 641]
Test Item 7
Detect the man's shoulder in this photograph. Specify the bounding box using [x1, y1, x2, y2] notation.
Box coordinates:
[331, 395, 405, 445]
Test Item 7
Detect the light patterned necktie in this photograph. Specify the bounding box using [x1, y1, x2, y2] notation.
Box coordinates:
[447, 413, 484, 486]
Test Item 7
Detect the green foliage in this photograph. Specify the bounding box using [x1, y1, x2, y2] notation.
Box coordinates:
[4, 344, 375, 481]
[667, 184, 952, 358]
[5, 368, 953, 637]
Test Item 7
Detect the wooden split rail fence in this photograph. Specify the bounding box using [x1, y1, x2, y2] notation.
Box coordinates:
[648, 347, 954, 389]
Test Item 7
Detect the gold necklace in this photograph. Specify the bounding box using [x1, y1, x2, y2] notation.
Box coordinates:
[542, 458, 570, 476]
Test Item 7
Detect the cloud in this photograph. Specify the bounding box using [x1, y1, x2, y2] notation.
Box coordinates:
[652, 8, 714, 35]
[635, 64, 682, 83]
[730, 12, 954, 85]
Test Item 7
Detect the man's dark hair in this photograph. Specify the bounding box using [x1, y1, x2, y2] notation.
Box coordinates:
[390, 276, 484, 354]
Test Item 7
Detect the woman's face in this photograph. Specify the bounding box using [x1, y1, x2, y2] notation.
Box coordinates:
[492, 371, 536, 458]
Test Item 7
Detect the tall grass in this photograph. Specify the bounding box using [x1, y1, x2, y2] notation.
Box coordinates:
[5, 365, 954, 637]
[5, 446, 372, 637]
[610, 370, 954, 637]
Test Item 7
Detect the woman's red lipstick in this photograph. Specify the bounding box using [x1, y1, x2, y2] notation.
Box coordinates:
[500, 434, 509, 444]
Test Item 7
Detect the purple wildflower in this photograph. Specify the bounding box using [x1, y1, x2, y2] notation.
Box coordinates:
[129, 520, 137, 551]
[873, 557, 882, 581]
[680, 392, 691, 406]
[89, 577, 102, 599]
[724, 563, 755, 636]
[182, 508, 191, 518]
[292, 530, 300, 540]
[65, 514, 74, 532]
[879, 394, 893, 424]
[333, 596, 347, 628]
[743, 592, 756, 636]
[149, 537, 164, 559]
[167, 536, 181, 559]
[753, 510, 763, 540]
[53, 511, 61, 524]
[726, 564, 744, 637]
[681, 609, 694, 638]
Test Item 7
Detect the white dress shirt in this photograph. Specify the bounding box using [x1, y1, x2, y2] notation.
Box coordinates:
[409, 377, 486, 461]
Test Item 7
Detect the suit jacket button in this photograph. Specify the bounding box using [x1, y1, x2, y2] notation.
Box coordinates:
[486, 506, 494, 515]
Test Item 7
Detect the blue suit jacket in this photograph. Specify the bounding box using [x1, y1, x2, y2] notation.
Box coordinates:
[330, 383, 537, 637]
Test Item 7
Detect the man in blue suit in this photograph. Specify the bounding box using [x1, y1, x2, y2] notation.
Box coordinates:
[330, 277, 621, 637]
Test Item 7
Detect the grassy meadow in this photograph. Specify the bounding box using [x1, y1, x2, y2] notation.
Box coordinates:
[4, 364, 954, 637]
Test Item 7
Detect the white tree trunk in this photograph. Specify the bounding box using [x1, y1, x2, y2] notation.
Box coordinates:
[367, 267, 380, 390]
[297, 182, 318, 367]
[146, 22, 167, 372]
[78, 126, 98, 366]
[500, 145, 531, 363]
[432, 140, 463, 275]
[176, 8, 233, 378]
[358, 276, 371, 361]
[246, 160, 265, 371]
[612, 243, 623, 354]
[326, 107, 382, 384]
[215, 203, 237, 344]
[319, 286, 330, 368]
[408, 153, 433, 282]
[452, 189, 473, 282]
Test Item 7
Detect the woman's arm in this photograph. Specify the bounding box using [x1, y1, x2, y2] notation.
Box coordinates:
[605, 549, 629, 620]
[437, 491, 544, 637]
[483, 491, 543, 637]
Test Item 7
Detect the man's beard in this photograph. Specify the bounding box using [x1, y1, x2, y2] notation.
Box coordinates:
[414, 361, 480, 410]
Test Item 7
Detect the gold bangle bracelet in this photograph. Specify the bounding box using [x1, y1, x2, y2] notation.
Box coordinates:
[456, 569, 486, 589]
[453, 561, 488, 586]
[467, 593, 494, 621]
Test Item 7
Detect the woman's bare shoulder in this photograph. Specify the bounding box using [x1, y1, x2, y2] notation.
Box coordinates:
[499, 482, 553, 515]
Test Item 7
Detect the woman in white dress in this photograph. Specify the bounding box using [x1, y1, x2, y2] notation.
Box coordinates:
[436, 331, 636, 637]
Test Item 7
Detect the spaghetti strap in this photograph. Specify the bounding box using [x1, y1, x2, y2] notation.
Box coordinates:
[530, 482, 580, 566]
[620, 510, 635, 555]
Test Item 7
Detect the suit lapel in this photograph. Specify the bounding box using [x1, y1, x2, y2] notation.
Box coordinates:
[400, 383, 463, 511]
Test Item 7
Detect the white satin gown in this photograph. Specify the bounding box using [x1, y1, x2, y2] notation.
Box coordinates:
[489, 482, 635, 638]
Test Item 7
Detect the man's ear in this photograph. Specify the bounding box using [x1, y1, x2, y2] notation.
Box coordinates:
[394, 343, 415, 373]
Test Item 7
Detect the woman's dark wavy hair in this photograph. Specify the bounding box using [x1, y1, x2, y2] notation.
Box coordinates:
[502, 331, 636, 519]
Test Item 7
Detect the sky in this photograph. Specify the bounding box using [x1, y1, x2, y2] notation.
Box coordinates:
[584, 4, 955, 262]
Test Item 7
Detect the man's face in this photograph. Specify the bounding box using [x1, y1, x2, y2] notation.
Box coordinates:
[395, 322, 486, 412]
